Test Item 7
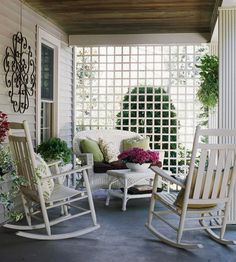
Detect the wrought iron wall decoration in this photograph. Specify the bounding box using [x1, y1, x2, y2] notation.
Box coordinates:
[3, 31, 36, 113]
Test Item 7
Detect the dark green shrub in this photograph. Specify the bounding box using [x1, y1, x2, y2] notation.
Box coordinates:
[116, 86, 179, 172]
[37, 138, 71, 164]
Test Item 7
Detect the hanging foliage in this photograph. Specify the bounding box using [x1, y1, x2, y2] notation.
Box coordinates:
[196, 54, 219, 109]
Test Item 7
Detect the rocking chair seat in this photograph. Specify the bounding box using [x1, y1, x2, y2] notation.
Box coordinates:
[156, 191, 222, 214]
[46, 184, 82, 203]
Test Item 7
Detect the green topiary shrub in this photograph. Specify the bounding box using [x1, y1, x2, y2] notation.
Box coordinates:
[37, 138, 71, 164]
[116, 86, 179, 172]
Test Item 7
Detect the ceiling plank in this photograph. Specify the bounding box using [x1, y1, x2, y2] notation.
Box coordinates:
[24, 0, 221, 40]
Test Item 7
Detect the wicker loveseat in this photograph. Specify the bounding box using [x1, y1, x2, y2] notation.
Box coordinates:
[73, 129, 142, 190]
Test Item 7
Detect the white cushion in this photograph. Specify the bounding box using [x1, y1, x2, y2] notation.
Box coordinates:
[98, 138, 119, 163]
[35, 154, 55, 200]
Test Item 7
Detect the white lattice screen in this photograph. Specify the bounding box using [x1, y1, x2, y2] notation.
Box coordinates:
[75, 45, 208, 173]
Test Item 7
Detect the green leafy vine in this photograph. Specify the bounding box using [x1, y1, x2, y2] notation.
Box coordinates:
[196, 54, 219, 109]
[0, 145, 26, 222]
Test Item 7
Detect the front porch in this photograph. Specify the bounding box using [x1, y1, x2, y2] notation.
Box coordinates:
[1, 0, 236, 260]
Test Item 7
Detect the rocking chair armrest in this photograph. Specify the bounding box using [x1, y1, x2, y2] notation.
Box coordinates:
[47, 160, 62, 167]
[41, 165, 92, 181]
[150, 166, 185, 188]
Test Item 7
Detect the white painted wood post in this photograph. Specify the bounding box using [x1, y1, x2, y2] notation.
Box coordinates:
[218, 7, 236, 224]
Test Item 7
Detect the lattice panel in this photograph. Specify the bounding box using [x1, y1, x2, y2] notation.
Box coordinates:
[75, 45, 208, 173]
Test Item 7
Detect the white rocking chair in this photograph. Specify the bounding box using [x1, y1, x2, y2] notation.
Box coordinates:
[4, 121, 100, 240]
[146, 126, 236, 249]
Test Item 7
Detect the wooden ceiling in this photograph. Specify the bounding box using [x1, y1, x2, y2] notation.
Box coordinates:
[25, 0, 222, 40]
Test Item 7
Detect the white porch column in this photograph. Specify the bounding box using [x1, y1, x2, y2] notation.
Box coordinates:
[218, 7, 236, 224]
[208, 43, 218, 130]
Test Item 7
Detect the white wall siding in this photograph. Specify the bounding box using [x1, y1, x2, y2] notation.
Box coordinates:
[0, 0, 73, 144]
[0, 0, 74, 223]
[59, 43, 74, 146]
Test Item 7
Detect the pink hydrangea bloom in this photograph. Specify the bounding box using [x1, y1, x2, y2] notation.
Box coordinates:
[118, 147, 159, 165]
[0, 111, 9, 143]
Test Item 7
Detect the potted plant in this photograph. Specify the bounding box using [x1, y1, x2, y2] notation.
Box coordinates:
[37, 137, 72, 172]
[118, 147, 160, 171]
[196, 54, 219, 109]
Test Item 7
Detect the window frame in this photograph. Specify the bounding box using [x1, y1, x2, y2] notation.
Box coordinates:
[36, 26, 60, 145]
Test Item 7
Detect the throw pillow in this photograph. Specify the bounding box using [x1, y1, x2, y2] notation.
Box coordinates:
[35, 154, 55, 201]
[174, 167, 229, 209]
[80, 139, 104, 162]
[123, 136, 150, 150]
[98, 138, 119, 163]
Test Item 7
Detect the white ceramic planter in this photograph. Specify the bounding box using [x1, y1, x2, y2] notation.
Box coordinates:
[126, 162, 150, 171]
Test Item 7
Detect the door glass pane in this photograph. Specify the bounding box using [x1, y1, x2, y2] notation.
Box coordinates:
[40, 102, 53, 142]
[41, 44, 54, 100]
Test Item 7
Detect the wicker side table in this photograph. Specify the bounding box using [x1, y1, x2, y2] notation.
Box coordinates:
[106, 169, 154, 211]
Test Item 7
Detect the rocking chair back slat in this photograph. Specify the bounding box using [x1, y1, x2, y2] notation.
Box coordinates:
[22, 141, 34, 190]
[15, 139, 29, 182]
[211, 149, 225, 198]
[22, 140, 38, 191]
[8, 121, 40, 194]
[202, 149, 217, 199]
[9, 135, 37, 191]
[219, 150, 234, 198]
[192, 149, 207, 199]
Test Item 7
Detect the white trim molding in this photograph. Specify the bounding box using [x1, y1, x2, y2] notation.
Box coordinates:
[69, 33, 208, 46]
[36, 26, 61, 145]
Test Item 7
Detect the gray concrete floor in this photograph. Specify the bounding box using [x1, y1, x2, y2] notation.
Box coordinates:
[0, 190, 236, 262]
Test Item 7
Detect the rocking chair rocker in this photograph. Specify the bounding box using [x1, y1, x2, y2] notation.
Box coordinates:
[4, 121, 100, 240]
[146, 126, 236, 249]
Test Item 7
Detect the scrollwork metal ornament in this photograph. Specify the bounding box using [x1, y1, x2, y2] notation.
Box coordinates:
[3, 32, 36, 113]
